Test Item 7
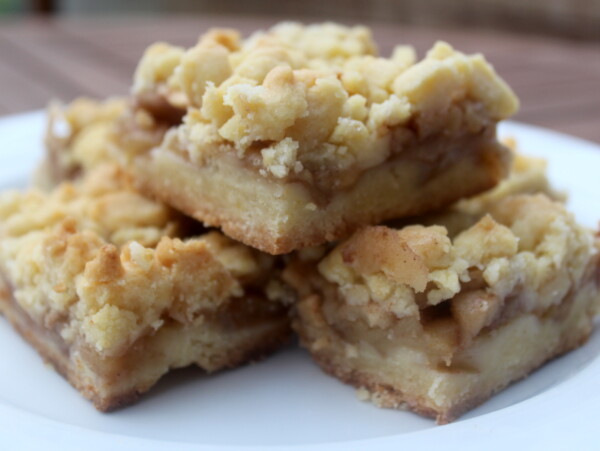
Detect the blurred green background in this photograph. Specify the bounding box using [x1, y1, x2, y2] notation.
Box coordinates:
[0, 0, 23, 14]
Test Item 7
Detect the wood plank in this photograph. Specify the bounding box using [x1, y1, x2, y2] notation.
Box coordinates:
[54, 16, 278, 63]
[0, 55, 60, 113]
[0, 17, 597, 143]
[0, 21, 130, 102]
[0, 35, 80, 107]
[551, 119, 600, 144]
[515, 79, 600, 116]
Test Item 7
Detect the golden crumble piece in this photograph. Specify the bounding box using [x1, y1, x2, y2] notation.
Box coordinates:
[171, 39, 516, 175]
[0, 164, 291, 411]
[42, 97, 127, 186]
[122, 22, 517, 254]
[266, 22, 377, 60]
[408, 146, 564, 237]
[41, 95, 184, 190]
[289, 194, 600, 423]
[3, 163, 179, 248]
[453, 144, 563, 217]
[132, 42, 186, 107]
[131, 23, 517, 174]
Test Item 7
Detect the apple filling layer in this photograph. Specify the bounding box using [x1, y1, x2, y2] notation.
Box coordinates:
[129, 124, 509, 255]
[0, 278, 289, 411]
[0, 164, 292, 411]
[288, 194, 600, 423]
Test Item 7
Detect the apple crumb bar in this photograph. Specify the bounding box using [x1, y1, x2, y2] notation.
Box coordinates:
[286, 194, 600, 423]
[118, 22, 519, 254]
[0, 164, 292, 411]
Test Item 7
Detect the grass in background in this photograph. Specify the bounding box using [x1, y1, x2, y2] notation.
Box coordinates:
[0, 0, 24, 14]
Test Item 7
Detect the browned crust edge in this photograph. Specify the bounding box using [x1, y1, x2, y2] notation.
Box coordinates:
[134, 175, 497, 256]
[0, 277, 291, 412]
[301, 330, 590, 424]
[293, 294, 593, 424]
[0, 281, 72, 390]
[96, 320, 291, 412]
[131, 140, 510, 255]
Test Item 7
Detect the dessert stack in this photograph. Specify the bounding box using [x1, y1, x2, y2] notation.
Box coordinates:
[1, 22, 598, 423]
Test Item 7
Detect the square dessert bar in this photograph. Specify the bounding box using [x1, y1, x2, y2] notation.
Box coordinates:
[0, 164, 292, 411]
[287, 194, 600, 423]
[119, 22, 519, 254]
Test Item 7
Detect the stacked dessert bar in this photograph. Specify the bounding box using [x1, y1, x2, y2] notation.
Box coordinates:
[1, 22, 598, 423]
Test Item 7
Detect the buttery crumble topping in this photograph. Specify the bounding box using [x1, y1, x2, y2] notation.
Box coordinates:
[318, 195, 597, 347]
[0, 164, 280, 358]
[132, 22, 518, 182]
[46, 97, 126, 176]
[408, 145, 565, 238]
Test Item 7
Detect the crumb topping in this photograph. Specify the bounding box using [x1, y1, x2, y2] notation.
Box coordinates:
[414, 147, 563, 237]
[0, 165, 281, 357]
[318, 195, 597, 345]
[132, 22, 518, 184]
[0, 164, 177, 247]
[45, 98, 126, 177]
[452, 144, 562, 217]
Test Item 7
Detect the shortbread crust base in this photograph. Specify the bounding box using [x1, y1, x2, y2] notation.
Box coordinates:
[130, 132, 510, 254]
[0, 277, 290, 411]
[295, 279, 598, 424]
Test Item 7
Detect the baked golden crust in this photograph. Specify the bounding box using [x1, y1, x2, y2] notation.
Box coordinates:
[296, 288, 593, 424]
[128, 134, 511, 254]
[0, 164, 292, 410]
[288, 194, 600, 423]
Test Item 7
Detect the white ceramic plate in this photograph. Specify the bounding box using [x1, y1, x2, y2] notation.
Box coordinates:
[0, 111, 599, 450]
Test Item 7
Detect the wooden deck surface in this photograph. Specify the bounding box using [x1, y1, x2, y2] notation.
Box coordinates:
[0, 16, 599, 143]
